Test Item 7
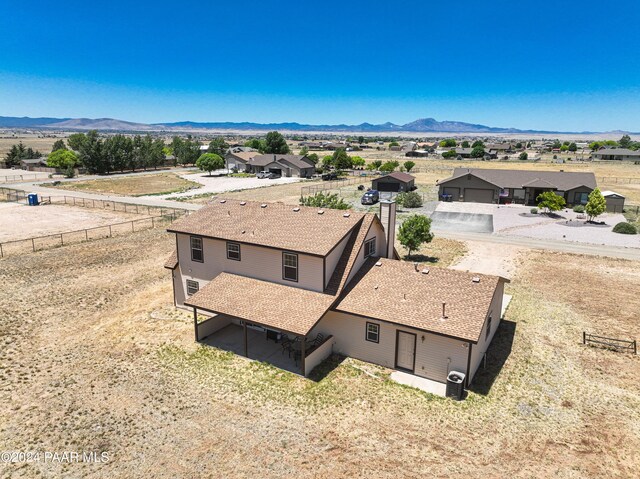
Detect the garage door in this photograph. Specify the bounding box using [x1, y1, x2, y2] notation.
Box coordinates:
[464, 188, 494, 203]
[376, 181, 400, 192]
[442, 187, 460, 201]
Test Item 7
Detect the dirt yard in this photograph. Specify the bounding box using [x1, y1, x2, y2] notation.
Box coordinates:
[50, 173, 200, 197]
[185, 179, 325, 205]
[1, 228, 638, 478]
[0, 202, 149, 242]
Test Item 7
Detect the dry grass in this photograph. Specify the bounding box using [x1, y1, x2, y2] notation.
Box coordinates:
[1, 226, 639, 477]
[0, 135, 62, 157]
[187, 179, 324, 205]
[50, 173, 200, 196]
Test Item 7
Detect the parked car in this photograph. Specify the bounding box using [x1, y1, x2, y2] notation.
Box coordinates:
[361, 189, 379, 205]
[322, 172, 338, 181]
[257, 171, 278, 179]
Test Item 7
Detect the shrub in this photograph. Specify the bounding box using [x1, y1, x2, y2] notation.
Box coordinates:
[573, 205, 585, 213]
[300, 192, 349, 210]
[530, 208, 538, 214]
[612, 222, 637, 234]
[397, 191, 423, 208]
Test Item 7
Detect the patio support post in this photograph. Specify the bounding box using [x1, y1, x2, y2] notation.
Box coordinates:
[301, 337, 306, 376]
[243, 322, 248, 358]
[193, 308, 198, 342]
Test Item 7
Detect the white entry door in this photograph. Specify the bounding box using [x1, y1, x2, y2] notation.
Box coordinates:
[396, 331, 416, 372]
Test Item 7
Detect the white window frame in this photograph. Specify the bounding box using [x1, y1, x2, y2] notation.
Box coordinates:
[364, 237, 377, 258]
[226, 241, 241, 261]
[366, 322, 380, 343]
[190, 236, 203, 262]
[186, 279, 199, 296]
[282, 252, 298, 282]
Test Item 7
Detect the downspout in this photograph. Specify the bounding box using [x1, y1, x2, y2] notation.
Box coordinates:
[465, 342, 473, 389]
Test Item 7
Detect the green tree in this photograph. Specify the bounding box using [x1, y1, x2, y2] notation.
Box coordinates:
[519, 152, 528, 161]
[515, 142, 523, 149]
[585, 188, 606, 222]
[196, 153, 224, 176]
[371, 160, 383, 170]
[298, 145, 309, 156]
[403, 160, 415, 172]
[379, 161, 397, 173]
[104, 134, 134, 172]
[461, 140, 470, 148]
[397, 191, 422, 208]
[51, 139, 67, 152]
[619, 134, 632, 149]
[47, 149, 78, 169]
[442, 150, 457, 159]
[264, 131, 290, 154]
[439, 138, 456, 148]
[568, 142, 577, 152]
[67, 133, 87, 151]
[351, 156, 366, 168]
[560, 144, 569, 152]
[299, 192, 349, 210]
[321, 155, 333, 169]
[78, 130, 106, 174]
[471, 140, 484, 148]
[208, 137, 228, 156]
[388, 141, 400, 147]
[398, 215, 434, 258]
[244, 138, 266, 152]
[172, 136, 200, 166]
[332, 148, 353, 170]
[471, 146, 485, 158]
[536, 191, 565, 213]
[357, 136, 365, 144]
[306, 152, 319, 164]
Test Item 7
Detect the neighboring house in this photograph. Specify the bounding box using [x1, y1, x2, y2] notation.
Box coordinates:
[165, 199, 508, 391]
[437, 168, 597, 205]
[225, 153, 316, 178]
[20, 158, 47, 170]
[454, 148, 474, 158]
[405, 150, 429, 158]
[485, 143, 514, 155]
[372, 172, 416, 192]
[601, 191, 626, 212]
[592, 148, 640, 161]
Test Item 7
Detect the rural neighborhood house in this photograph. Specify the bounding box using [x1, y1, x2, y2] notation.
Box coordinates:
[164, 199, 508, 389]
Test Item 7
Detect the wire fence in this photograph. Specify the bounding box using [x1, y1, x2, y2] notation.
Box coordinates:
[0, 187, 188, 217]
[0, 211, 189, 258]
[0, 173, 50, 183]
[596, 176, 640, 184]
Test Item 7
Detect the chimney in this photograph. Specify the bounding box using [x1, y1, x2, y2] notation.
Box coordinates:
[379, 199, 396, 259]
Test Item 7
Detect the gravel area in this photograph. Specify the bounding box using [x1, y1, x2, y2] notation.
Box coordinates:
[155, 172, 302, 198]
[433, 201, 639, 248]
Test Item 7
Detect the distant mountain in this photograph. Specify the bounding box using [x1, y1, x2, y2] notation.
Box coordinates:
[0, 115, 634, 134]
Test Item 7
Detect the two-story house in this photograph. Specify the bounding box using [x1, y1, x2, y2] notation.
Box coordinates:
[165, 199, 508, 391]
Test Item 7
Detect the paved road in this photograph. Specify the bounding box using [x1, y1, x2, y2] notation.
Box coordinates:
[436, 229, 640, 261]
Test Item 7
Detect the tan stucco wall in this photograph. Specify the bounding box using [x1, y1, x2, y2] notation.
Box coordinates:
[176, 233, 325, 299]
[311, 310, 469, 383]
[469, 281, 504, 383]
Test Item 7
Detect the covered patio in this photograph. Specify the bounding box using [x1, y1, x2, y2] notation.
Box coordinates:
[185, 272, 336, 376]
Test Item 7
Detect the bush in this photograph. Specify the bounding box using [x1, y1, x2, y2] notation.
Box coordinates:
[397, 191, 423, 208]
[300, 192, 349, 210]
[612, 222, 637, 234]
[572, 205, 585, 213]
[530, 208, 538, 214]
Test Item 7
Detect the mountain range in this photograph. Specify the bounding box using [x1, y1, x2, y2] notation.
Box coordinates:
[0, 116, 632, 135]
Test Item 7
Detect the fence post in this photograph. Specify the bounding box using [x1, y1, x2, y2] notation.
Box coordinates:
[634, 340, 637, 355]
[136, 205, 139, 214]
[109, 225, 112, 237]
[152, 217, 155, 228]
[85, 229, 88, 241]
[582, 331, 586, 344]
[60, 233, 64, 246]
[132, 221, 135, 232]
[32, 238, 35, 252]
[0, 243, 3, 258]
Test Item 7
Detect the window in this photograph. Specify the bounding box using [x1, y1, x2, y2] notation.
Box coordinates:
[486, 316, 492, 341]
[190, 236, 203, 262]
[282, 252, 298, 282]
[226, 242, 241, 261]
[186, 279, 199, 296]
[574, 192, 589, 205]
[364, 237, 377, 258]
[366, 322, 380, 343]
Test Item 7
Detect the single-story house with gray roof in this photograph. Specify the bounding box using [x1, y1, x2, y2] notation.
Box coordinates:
[592, 148, 640, 161]
[437, 168, 597, 206]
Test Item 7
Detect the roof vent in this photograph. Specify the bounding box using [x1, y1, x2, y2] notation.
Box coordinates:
[317, 210, 324, 215]
[375, 261, 382, 267]
[343, 213, 350, 218]
[220, 199, 226, 203]
[240, 201, 246, 206]
[261, 203, 267, 208]
[241, 230, 246, 234]
[374, 285, 379, 290]
[421, 268, 430, 274]
[413, 262, 419, 272]
[293, 207, 300, 212]
[472, 276, 480, 283]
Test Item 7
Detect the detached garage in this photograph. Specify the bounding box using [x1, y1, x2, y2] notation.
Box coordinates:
[602, 191, 625, 213]
[372, 172, 416, 192]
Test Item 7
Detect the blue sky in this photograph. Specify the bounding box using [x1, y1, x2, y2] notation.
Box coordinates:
[1, 0, 639, 131]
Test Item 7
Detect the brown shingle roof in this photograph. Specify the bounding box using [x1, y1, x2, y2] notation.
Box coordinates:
[378, 172, 415, 183]
[184, 273, 334, 336]
[335, 258, 507, 343]
[439, 168, 596, 191]
[167, 199, 365, 256]
[164, 250, 178, 269]
[248, 154, 314, 168]
[228, 151, 260, 162]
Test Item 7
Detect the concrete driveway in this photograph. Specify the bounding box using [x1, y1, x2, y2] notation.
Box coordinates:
[430, 211, 494, 233]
